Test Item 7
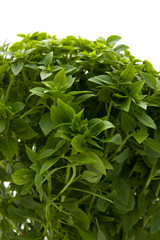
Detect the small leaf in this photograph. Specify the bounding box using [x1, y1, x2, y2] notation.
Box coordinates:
[50, 99, 75, 127]
[128, 80, 145, 97]
[144, 138, 160, 154]
[39, 112, 54, 135]
[53, 68, 68, 90]
[40, 70, 52, 80]
[71, 135, 87, 152]
[151, 209, 160, 233]
[10, 101, 25, 113]
[88, 118, 114, 136]
[106, 35, 122, 44]
[120, 62, 135, 83]
[40, 156, 59, 175]
[70, 208, 90, 230]
[88, 75, 114, 86]
[66, 151, 97, 164]
[140, 71, 157, 89]
[43, 51, 53, 66]
[134, 111, 156, 129]
[11, 61, 24, 75]
[97, 229, 106, 240]
[112, 177, 131, 205]
[0, 119, 6, 133]
[76, 227, 95, 240]
[0, 63, 9, 74]
[82, 170, 99, 183]
[133, 125, 148, 144]
[113, 44, 129, 52]
[12, 169, 34, 185]
[115, 148, 130, 163]
[25, 145, 38, 163]
[121, 112, 136, 133]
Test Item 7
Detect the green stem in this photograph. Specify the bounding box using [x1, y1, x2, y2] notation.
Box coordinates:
[141, 158, 158, 194]
[109, 133, 132, 162]
[5, 75, 14, 103]
[155, 181, 160, 198]
[52, 165, 76, 201]
[61, 165, 71, 203]
[12, 132, 20, 161]
[22, 67, 29, 87]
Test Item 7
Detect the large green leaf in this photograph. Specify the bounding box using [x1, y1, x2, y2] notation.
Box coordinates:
[11, 61, 24, 75]
[39, 112, 54, 135]
[140, 71, 157, 89]
[88, 75, 114, 86]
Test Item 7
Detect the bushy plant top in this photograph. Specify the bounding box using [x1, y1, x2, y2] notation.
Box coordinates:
[0, 32, 160, 239]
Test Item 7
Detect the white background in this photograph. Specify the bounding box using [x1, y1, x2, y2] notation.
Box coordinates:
[0, 0, 160, 70]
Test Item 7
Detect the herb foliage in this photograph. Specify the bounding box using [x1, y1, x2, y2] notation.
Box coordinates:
[0, 32, 160, 239]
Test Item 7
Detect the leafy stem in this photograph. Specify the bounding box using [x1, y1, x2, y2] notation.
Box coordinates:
[141, 158, 158, 194]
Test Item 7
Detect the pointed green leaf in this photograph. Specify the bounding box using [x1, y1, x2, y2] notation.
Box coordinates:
[106, 35, 122, 44]
[134, 111, 156, 129]
[53, 68, 68, 89]
[43, 51, 53, 66]
[120, 62, 135, 83]
[140, 71, 157, 89]
[40, 70, 52, 80]
[11, 61, 24, 75]
[50, 99, 75, 127]
[40, 156, 59, 175]
[71, 135, 87, 152]
[88, 75, 114, 86]
[39, 112, 54, 135]
[25, 145, 38, 163]
[144, 138, 160, 153]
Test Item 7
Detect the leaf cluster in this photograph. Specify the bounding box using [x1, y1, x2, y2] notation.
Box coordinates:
[0, 32, 160, 239]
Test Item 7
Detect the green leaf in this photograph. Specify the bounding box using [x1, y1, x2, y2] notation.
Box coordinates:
[10, 101, 25, 113]
[40, 156, 59, 174]
[70, 208, 90, 230]
[128, 80, 145, 97]
[106, 35, 122, 44]
[50, 99, 75, 127]
[140, 71, 157, 89]
[144, 138, 160, 154]
[76, 227, 95, 240]
[40, 70, 52, 80]
[66, 151, 98, 164]
[71, 135, 87, 152]
[113, 44, 129, 52]
[0, 166, 10, 181]
[43, 51, 53, 66]
[0, 119, 6, 133]
[74, 93, 95, 104]
[20, 181, 33, 195]
[90, 152, 106, 175]
[122, 207, 140, 232]
[39, 112, 54, 135]
[121, 112, 136, 133]
[115, 148, 130, 163]
[112, 177, 131, 205]
[151, 210, 160, 233]
[53, 68, 68, 89]
[25, 145, 38, 163]
[134, 111, 156, 129]
[12, 169, 34, 185]
[88, 75, 114, 86]
[0, 63, 9, 74]
[97, 229, 106, 240]
[98, 133, 122, 145]
[11, 61, 24, 75]
[133, 125, 148, 144]
[120, 62, 135, 83]
[82, 170, 99, 183]
[88, 118, 114, 136]
[0, 134, 17, 160]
